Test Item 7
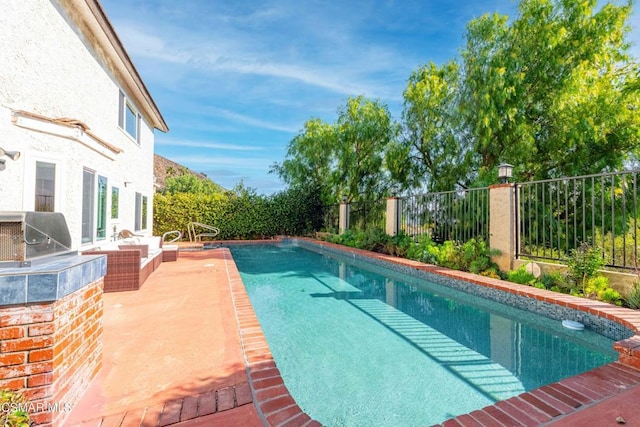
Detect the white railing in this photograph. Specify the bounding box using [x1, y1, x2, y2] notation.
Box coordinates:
[187, 222, 220, 242]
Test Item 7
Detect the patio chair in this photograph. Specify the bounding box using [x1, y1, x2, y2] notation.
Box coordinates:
[187, 222, 220, 242]
[118, 229, 143, 244]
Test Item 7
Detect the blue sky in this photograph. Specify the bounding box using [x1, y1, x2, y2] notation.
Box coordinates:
[100, 0, 640, 194]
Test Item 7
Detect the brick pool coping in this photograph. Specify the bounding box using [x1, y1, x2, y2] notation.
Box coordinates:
[222, 245, 322, 427]
[221, 238, 640, 426]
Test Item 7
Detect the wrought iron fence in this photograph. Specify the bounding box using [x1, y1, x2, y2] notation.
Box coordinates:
[322, 204, 340, 233]
[349, 199, 386, 231]
[401, 188, 490, 243]
[517, 170, 639, 270]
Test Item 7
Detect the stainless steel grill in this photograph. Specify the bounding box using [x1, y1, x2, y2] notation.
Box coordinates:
[0, 221, 24, 261]
[0, 211, 73, 266]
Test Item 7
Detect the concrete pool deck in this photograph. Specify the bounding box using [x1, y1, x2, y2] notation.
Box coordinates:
[65, 242, 640, 426]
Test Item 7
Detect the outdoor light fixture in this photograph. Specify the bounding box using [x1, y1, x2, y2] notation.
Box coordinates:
[391, 184, 399, 197]
[342, 194, 348, 203]
[498, 163, 514, 184]
[0, 147, 20, 161]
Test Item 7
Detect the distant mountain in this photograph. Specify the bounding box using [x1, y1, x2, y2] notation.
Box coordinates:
[153, 154, 225, 192]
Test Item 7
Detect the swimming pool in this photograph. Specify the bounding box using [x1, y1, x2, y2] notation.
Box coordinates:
[230, 243, 618, 426]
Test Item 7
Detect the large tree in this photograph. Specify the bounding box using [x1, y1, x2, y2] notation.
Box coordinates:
[332, 95, 398, 202]
[270, 118, 335, 203]
[460, 0, 639, 182]
[392, 61, 473, 191]
[272, 96, 398, 203]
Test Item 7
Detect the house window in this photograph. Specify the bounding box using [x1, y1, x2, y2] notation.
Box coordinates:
[118, 90, 140, 143]
[35, 161, 55, 212]
[96, 176, 108, 240]
[134, 192, 142, 231]
[142, 196, 148, 230]
[134, 193, 148, 231]
[81, 169, 95, 244]
[111, 187, 119, 219]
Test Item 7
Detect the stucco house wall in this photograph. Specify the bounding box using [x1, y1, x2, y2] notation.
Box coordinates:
[0, 0, 167, 250]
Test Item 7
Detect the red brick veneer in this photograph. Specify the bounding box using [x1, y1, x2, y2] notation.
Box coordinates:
[0, 279, 103, 426]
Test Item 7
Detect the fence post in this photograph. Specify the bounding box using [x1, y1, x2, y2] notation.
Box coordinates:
[386, 196, 401, 236]
[339, 200, 350, 234]
[489, 183, 517, 272]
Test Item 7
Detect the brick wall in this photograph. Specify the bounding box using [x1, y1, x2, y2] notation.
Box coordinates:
[0, 279, 103, 426]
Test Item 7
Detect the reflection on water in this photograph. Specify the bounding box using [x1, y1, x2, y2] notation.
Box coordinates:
[325, 252, 616, 391]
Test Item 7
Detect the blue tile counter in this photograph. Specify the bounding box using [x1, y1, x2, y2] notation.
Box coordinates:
[0, 255, 106, 305]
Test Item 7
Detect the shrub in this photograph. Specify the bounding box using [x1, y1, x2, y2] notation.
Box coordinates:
[479, 268, 502, 279]
[566, 243, 605, 294]
[584, 276, 608, 298]
[406, 234, 438, 264]
[154, 184, 324, 240]
[362, 228, 389, 253]
[437, 241, 460, 269]
[626, 282, 640, 309]
[436, 238, 498, 275]
[385, 232, 413, 257]
[507, 266, 537, 286]
[540, 271, 570, 293]
[599, 287, 623, 306]
[582, 275, 623, 305]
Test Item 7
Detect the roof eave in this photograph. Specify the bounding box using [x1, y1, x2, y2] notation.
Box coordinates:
[59, 0, 169, 133]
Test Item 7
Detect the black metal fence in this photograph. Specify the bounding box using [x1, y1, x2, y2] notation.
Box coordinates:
[349, 199, 386, 231]
[517, 170, 639, 270]
[322, 204, 340, 233]
[318, 170, 639, 270]
[401, 188, 490, 243]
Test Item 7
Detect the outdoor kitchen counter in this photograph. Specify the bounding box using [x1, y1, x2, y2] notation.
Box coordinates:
[0, 254, 106, 305]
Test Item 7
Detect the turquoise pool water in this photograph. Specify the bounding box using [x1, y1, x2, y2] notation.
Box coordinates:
[231, 244, 617, 426]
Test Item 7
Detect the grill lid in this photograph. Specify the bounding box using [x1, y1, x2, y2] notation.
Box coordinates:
[0, 211, 73, 266]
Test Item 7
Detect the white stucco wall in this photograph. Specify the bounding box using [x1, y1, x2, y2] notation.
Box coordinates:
[0, 0, 158, 250]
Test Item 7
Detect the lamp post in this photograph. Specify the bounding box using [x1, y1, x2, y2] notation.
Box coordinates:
[498, 163, 514, 184]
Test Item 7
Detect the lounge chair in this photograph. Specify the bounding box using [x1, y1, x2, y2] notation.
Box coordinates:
[118, 229, 143, 244]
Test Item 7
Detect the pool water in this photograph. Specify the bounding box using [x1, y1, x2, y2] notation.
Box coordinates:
[231, 244, 616, 426]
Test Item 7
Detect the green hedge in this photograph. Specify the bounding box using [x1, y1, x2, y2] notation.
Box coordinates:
[153, 186, 324, 240]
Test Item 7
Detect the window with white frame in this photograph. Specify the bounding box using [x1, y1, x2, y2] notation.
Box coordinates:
[135, 192, 142, 231]
[134, 193, 149, 232]
[81, 169, 95, 244]
[111, 187, 119, 219]
[142, 195, 148, 230]
[35, 161, 56, 212]
[96, 176, 108, 240]
[118, 90, 140, 143]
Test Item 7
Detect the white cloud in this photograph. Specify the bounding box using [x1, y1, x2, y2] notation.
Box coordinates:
[170, 155, 273, 170]
[204, 106, 300, 133]
[155, 138, 263, 151]
[108, 7, 413, 103]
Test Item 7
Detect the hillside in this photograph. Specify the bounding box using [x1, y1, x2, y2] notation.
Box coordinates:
[153, 154, 225, 192]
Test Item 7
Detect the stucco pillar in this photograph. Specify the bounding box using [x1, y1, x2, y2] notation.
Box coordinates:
[339, 201, 350, 234]
[489, 183, 517, 272]
[386, 196, 402, 236]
